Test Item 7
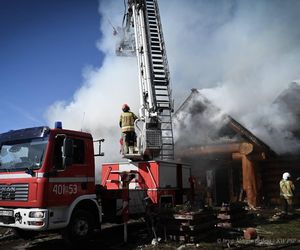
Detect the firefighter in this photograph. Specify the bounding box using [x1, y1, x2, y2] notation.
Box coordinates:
[119, 104, 138, 154]
[279, 172, 295, 215]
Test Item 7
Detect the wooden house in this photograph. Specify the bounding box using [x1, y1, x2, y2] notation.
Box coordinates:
[174, 86, 300, 208]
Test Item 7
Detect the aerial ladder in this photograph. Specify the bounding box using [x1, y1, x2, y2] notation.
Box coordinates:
[117, 0, 174, 160]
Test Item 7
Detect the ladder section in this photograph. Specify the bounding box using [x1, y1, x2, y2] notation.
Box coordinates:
[144, 0, 174, 160]
[159, 109, 175, 160]
[144, 0, 171, 111]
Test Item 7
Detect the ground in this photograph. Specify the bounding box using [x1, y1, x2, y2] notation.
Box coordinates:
[0, 208, 300, 249]
[135, 208, 300, 250]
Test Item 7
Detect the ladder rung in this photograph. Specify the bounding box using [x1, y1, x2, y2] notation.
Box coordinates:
[151, 41, 160, 47]
[155, 86, 168, 90]
[152, 54, 162, 58]
[149, 21, 157, 25]
[151, 46, 161, 50]
[154, 70, 166, 74]
[156, 100, 170, 103]
[150, 37, 159, 41]
[153, 64, 164, 68]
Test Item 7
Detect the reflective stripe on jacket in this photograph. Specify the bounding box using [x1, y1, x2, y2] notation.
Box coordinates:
[120, 112, 138, 132]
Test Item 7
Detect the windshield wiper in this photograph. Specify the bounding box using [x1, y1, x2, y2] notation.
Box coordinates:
[25, 168, 35, 176]
[25, 165, 36, 177]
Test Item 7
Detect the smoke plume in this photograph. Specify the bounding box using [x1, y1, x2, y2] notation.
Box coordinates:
[160, 0, 300, 154]
[45, 1, 140, 166]
[45, 0, 300, 165]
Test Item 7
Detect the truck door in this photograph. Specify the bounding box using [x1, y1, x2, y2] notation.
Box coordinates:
[47, 135, 90, 207]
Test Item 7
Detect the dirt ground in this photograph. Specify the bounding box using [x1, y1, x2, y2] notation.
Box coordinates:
[0, 208, 300, 249]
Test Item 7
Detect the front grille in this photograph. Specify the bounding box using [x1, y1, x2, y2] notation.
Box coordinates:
[0, 184, 29, 201]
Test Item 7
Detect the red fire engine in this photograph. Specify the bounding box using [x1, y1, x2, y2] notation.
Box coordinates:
[0, 124, 102, 243]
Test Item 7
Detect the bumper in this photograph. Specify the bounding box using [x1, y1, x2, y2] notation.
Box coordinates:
[0, 207, 48, 231]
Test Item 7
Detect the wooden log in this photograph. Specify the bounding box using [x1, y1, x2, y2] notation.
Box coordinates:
[232, 153, 258, 207]
[177, 142, 254, 157]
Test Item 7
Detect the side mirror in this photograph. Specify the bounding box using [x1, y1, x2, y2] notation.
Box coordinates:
[63, 137, 73, 167]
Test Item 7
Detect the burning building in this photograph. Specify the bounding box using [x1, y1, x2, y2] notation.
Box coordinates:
[174, 84, 300, 208]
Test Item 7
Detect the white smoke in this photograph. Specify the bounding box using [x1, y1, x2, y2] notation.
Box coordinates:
[45, 0, 300, 163]
[159, 0, 300, 154]
[45, 1, 140, 165]
[173, 92, 232, 148]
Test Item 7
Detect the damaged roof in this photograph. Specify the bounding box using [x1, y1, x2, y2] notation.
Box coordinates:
[173, 89, 277, 158]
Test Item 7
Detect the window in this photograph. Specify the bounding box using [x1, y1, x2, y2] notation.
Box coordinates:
[53, 137, 85, 169]
[72, 139, 85, 164]
[0, 138, 47, 172]
[53, 136, 63, 170]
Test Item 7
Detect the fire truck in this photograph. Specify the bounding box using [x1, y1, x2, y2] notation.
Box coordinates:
[0, 124, 103, 243]
[0, 0, 190, 244]
[0, 123, 190, 242]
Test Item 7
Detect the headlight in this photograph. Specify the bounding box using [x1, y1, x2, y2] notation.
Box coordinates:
[29, 211, 45, 218]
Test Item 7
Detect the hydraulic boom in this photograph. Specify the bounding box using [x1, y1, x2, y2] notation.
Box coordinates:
[117, 0, 174, 160]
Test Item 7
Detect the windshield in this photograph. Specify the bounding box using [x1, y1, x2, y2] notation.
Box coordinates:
[0, 138, 48, 172]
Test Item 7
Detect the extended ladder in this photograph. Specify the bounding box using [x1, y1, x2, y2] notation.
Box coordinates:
[144, 0, 174, 160]
[118, 0, 174, 160]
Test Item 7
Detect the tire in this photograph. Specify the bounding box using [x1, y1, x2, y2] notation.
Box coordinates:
[62, 209, 95, 246]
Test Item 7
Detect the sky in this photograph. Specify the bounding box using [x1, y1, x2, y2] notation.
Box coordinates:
[0, 0, 102, 131]
[1, 0, 300, 161]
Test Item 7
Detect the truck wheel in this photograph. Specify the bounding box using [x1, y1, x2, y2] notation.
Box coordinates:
[62, 209, 95, 245]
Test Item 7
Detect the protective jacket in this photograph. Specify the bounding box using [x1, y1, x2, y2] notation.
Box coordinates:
[119, 111, 138, 132]
[280, 179, 295, 199]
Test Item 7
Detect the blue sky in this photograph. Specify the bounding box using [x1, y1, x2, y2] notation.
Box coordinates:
[0, 0, 103, 132]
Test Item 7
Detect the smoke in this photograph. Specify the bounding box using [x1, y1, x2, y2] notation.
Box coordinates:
[45, 1, 140, 165]
[45, 0, 300, 164]
[159, 0, 300, 154]
[173, 91, 232, 148]
[160, 0, 300, 101]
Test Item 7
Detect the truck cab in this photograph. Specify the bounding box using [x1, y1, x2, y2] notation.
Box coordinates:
[0, 124, 101, 242]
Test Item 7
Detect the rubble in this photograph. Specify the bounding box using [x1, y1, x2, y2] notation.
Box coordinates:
[217, 202, 248, 228]
[0, 209, 299, 249]
[163, 207, 217, 243]
[244, 227, 257, 240]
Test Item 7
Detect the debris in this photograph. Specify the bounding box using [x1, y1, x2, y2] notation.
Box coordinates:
[244, 227, 257, 240]
[217, 202, 247, 228]
[165, 209, 217, 243]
